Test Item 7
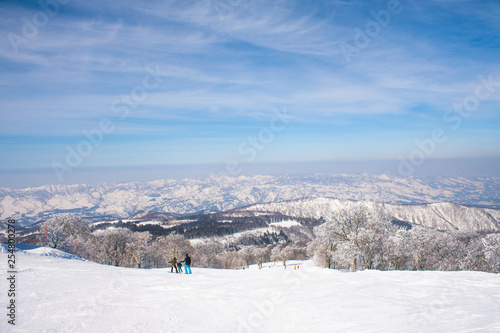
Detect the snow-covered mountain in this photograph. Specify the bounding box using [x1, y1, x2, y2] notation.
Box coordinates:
[232, 198, 500, 232]
[127, 210, 179, 221]
[1, 174, 499, 226]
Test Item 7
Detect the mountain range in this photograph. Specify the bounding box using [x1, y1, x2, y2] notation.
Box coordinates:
[1, 174, 499, 226]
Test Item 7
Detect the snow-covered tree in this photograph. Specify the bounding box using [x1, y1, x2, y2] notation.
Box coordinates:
[92, 227, 134, 266]
[482, 235, 500, 273]
[446, 230, 491, 271]
[162, 233, 193, 262]
[311, 206, 371, 271]
[253, 245, 272, 264]
[239, 246, 256, 267]
[404, 226, 441, 270]
[37, 214, 91, 254]
[354, 219, 397, 269]
[308, 231, 337, 268]
[148, 236, 169, 268]
[126, 232, 152, 268]
[193, 239, 226, 268]
[220, 250, 245, 269]
[270, 243, 295, 266]
[384, 229, 413, 270]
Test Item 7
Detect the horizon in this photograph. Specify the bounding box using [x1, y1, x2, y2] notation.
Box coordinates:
[1, 0, 499, 189]
[2, 156, 500, 190]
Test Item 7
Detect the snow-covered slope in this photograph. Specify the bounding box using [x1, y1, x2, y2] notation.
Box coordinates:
[0, 243, 84, 260]
[1, 245, 499, 332]
[236, 198, 500, 231]
[1, 174, 500, 226]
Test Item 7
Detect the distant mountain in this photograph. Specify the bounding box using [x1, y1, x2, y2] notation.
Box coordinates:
[233, 198, 500, 232]
[1, 174, 500, 226]
[127, 210, 179, 222]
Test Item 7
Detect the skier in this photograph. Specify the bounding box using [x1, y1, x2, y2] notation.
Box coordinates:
[183, 253, 192, 274]
[169, 257, 178, 273]
[177, 261, 183, 273]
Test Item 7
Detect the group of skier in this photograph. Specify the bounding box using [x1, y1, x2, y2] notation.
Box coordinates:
[168, 253, 192, 274]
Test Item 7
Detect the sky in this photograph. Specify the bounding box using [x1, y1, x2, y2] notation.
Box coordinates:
[0, 0, 499, 188]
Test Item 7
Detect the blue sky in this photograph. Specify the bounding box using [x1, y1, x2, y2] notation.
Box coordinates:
[0, 0, 499, 188]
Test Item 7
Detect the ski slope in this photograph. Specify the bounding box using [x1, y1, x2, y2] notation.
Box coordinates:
[1, 245, 500, 333]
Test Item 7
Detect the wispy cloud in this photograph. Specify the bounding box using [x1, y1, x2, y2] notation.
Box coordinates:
[0, 0, 499, 186]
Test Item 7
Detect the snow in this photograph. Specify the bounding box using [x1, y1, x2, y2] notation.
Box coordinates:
[1, 245, 500, 332]
[136, 221, 163, 226]
[269, 219, 301, 228]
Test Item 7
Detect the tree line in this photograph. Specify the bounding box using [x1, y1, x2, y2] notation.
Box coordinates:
[309, 206, 500, 273]
[36, 210, 500, 272]
[36, 214, 306, 269]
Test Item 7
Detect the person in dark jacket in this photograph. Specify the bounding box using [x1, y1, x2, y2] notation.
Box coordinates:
[177, 261, 183, 273]
[183, 254, 192, 274]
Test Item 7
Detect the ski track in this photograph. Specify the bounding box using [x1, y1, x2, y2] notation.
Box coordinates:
[1, 247, 500, 333]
